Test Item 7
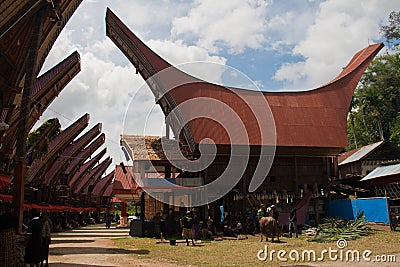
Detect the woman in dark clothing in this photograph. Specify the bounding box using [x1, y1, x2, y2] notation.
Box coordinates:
[165, 209, 176, 237]
[25, 209, 43, 267]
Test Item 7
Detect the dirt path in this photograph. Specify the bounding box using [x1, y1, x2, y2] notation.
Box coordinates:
[49, 224, 183, 267]
[49, 225, 399, 266]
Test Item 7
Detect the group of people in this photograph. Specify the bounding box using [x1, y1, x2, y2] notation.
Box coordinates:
[24, 209, 52, 267]
[0, 204, 107, 266]
[178, 203, 299, 245]
[132, 203, 300, 246]
[179, 209, 222, 245]
[0, 205, 52, 267]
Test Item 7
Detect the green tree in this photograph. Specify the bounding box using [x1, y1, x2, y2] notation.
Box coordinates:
[346, 12, 400, 150]
[381, 11, 400, 51]
[26, 118, 61, 156]
[390, 113, 400, 145]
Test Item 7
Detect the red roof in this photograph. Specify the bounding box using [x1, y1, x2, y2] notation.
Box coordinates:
[106, 9, 383, 152]
[92, 171, 114, 196]
[113, 164, 137, 191]
[103, 183, 113, 197]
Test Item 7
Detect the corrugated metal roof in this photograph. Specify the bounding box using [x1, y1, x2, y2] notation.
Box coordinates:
[339, 141, 384, 166]
[106, 9, 384, 151]
[361, 163, 400, 181]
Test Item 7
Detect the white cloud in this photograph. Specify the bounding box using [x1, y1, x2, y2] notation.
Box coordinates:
[172, 0, 270, 53]
[37, 2, 229, 173]
[266, 10, 316, 50]
[147, 39, 227, 83]
[34, 0, 400, 175]
[273, 0, 400, 89]
[39, 30, 81, 74]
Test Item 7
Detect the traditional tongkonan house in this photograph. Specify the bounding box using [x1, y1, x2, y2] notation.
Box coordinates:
[0, 2, 115, 234]
[107, 9, 383, 225]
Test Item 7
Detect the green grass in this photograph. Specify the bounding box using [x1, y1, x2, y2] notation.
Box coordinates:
[113, 230, 400, 266]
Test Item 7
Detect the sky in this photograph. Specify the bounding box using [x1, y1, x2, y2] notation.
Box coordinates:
[37, 0, 400, 174]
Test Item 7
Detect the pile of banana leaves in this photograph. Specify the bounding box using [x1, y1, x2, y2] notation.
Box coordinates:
[308, 212, 372, 243]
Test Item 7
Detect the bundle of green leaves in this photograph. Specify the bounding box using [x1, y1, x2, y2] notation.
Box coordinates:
[308, 212, 372, 243]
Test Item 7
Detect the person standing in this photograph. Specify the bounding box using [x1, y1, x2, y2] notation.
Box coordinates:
[41, 212, 52, 267]
[389, 209, 397, 231]
[288, 207, 298, 238]
[104, 213, 112, 229]
[256, 204, 266, 234]
[180, 211, 195, 246]
[257, 204, 266, 220]
[165, 209, 176, 237]
[25, 209, 43, 267]
[152, 212, 163, 238]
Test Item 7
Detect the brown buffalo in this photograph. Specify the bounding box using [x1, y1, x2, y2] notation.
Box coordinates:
[259, 216, 280, 242]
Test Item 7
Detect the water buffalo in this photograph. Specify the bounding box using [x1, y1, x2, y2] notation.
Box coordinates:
[259, 216, 280, 242]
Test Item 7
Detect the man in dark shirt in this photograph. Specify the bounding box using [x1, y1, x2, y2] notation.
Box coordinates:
[152, 212, 164, 238]
[180, 211, 195, 246]
[289, 207, 298, 238]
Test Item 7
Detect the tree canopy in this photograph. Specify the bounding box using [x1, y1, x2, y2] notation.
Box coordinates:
[26, 118, 61, 157]
[347, 11, 400, 150]
[381, 11, 400, 51]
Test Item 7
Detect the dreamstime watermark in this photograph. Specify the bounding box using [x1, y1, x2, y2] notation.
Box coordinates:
[257, 238, 397, 263]
[122, 62, 277, 207]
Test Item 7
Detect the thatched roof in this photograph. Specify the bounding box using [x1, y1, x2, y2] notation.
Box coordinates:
[121, 135, 189, 161]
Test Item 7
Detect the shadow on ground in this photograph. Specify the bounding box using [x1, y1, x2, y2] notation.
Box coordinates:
[51, 239, 96, 244]
[50, 264, 115, 267]
[51, 234, 127, 238]
[50, 246, 149, 255]
[57, 230, 127, 234]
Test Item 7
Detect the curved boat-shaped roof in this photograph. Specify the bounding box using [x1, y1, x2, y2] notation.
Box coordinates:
[0, 0, 82, 85]
[1, 51, 80, 157]
[44, 123, 102, 186]
[68, 148, 107, 189]
[26, 113, 90, 184]
[92, 171, 114, 198]
[75, 156, 112, 195]
[64, 134, 106, 177]
[106, 9, 383, 153]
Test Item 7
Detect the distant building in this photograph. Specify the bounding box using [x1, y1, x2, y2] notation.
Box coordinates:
[361, 163, 400, 200]
[338, 141, 400, 180]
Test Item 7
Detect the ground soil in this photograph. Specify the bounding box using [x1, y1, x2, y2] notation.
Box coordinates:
[49, 224, 183, 267]
[49, 224, 399, 267]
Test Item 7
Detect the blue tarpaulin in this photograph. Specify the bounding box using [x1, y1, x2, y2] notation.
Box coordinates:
[327, 197, 389, 224]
